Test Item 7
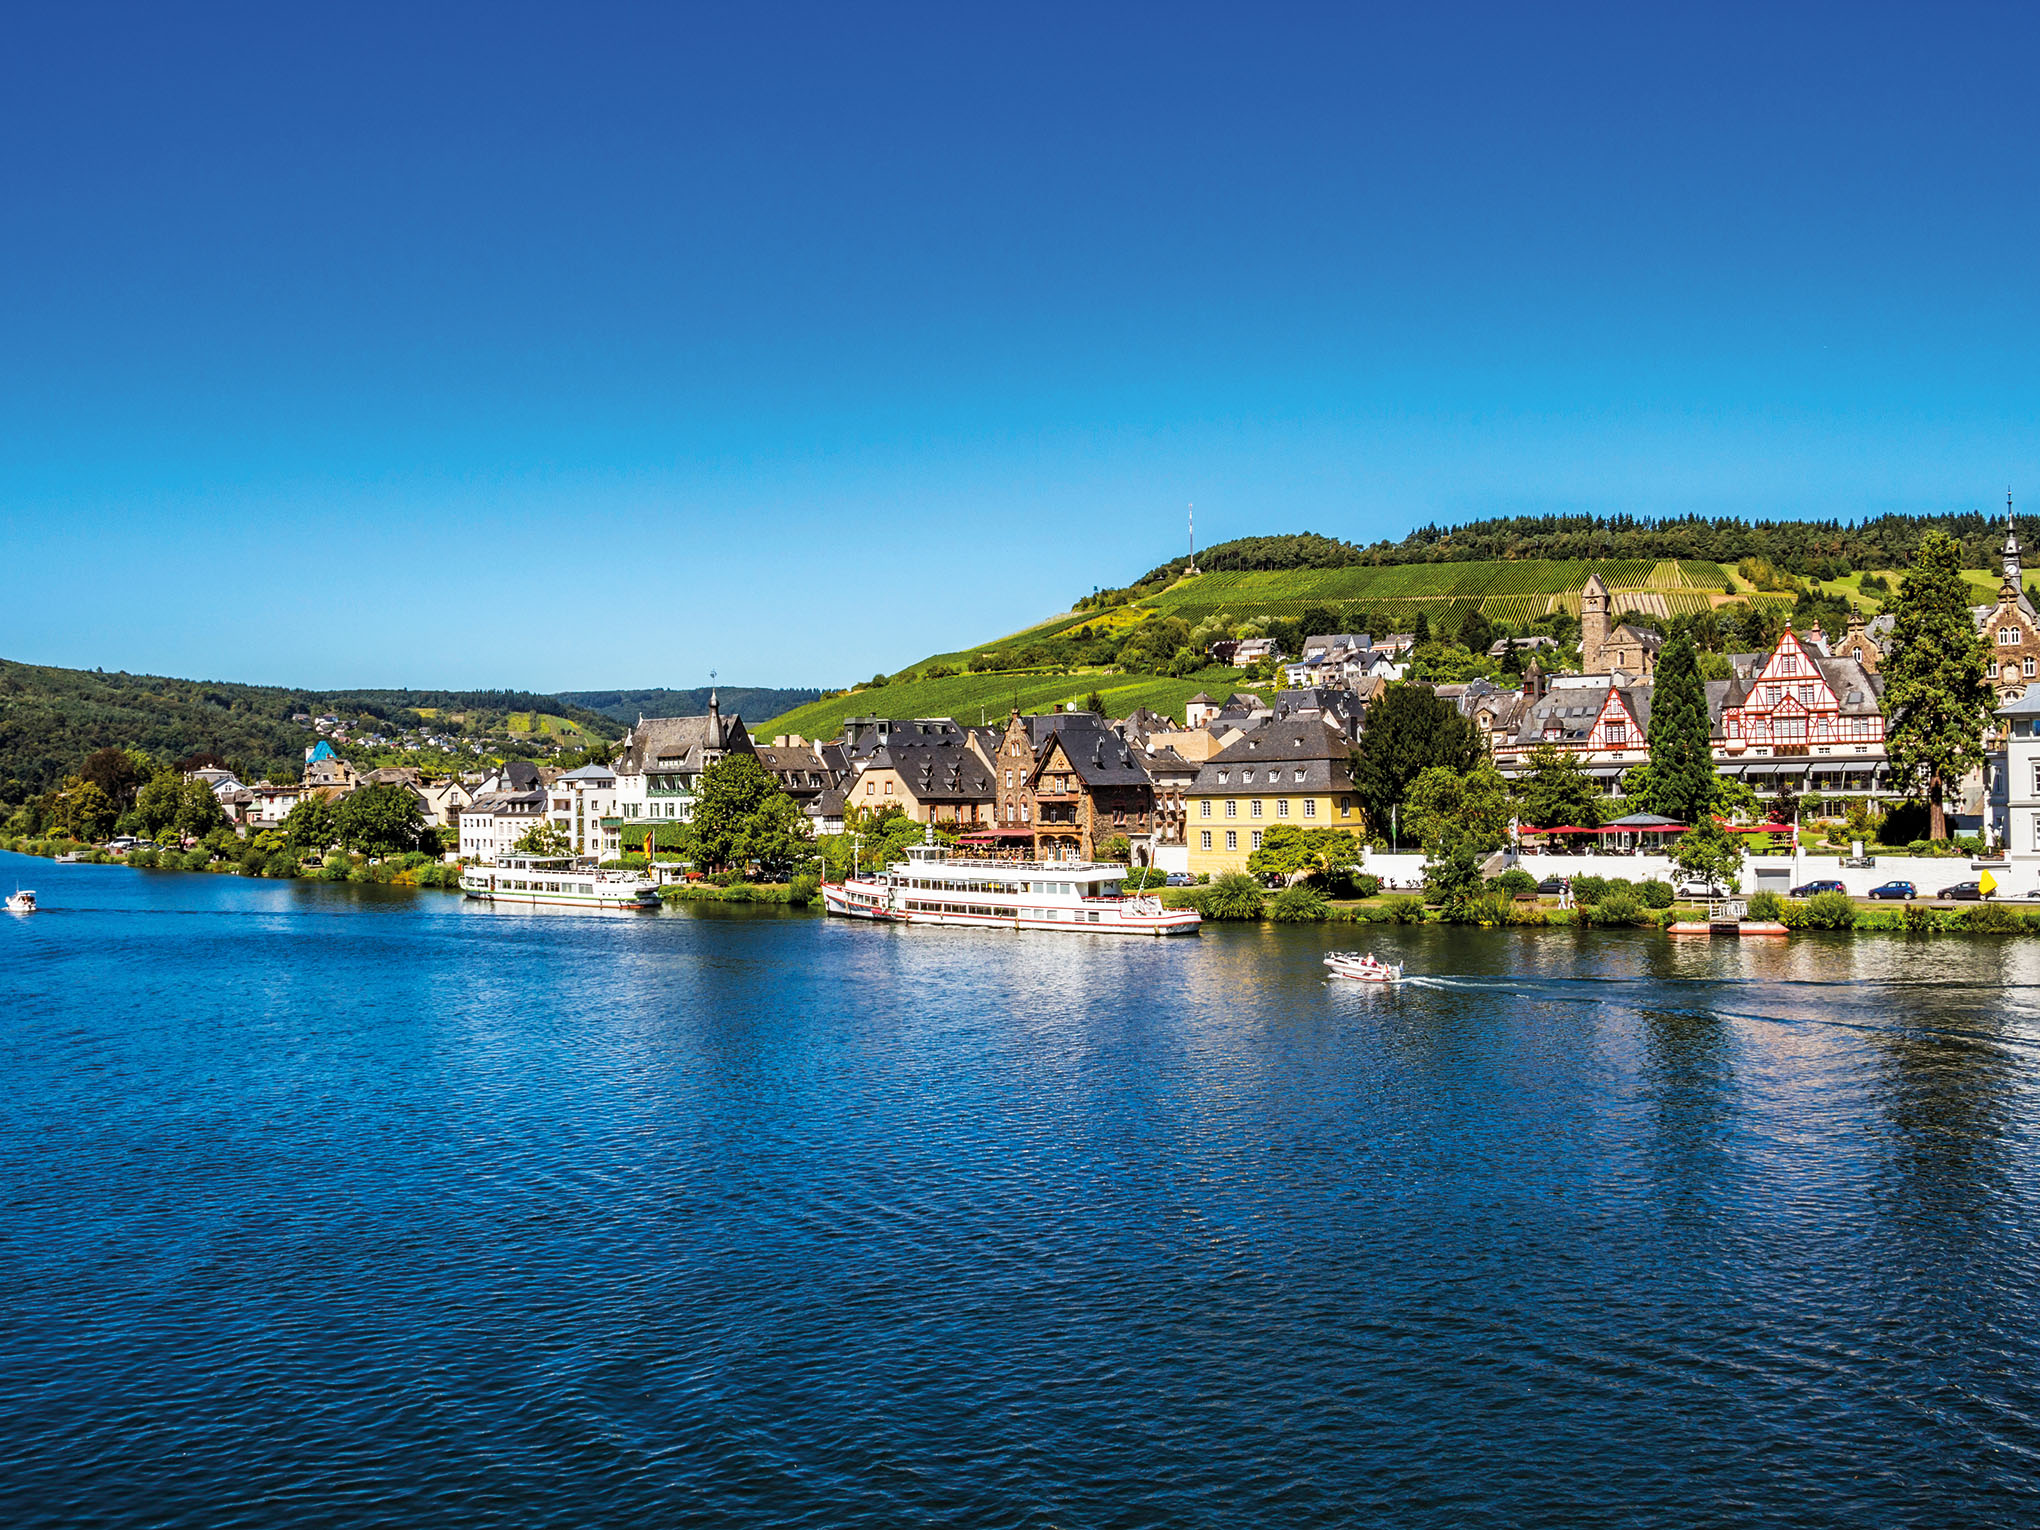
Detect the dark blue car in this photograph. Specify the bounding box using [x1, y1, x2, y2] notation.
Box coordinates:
[1866, 881, 1916, 900]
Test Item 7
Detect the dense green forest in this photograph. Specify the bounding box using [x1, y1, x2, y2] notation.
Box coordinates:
[1114, 511, 2005, 599]
[558, 686, 821, 727]
[0, 658, 621, 800]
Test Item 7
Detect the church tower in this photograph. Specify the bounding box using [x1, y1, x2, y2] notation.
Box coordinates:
[1580, 573, 1610, 673]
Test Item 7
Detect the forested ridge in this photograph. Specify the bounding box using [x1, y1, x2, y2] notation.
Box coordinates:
[0, 658, 620, 800]
[1122, 511, 2003, 593]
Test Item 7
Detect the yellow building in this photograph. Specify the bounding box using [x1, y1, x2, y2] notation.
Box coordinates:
[1185, 719, 1364, 877]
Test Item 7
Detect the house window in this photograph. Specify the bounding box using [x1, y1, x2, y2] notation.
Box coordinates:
[1251, 830, 1263, 849]
[1277, 799, 1289, 817]
[884, 781, 893, 795]
[1005, 770, 1013, 788]
[1201, 800, 1212, 817]
[2031, 761, 2040, 797]
[1226, 800, 1237, 817]
[865, 782, 874, 796]
[1251, 800, 1262, 818]
[2027, 657, 2037, 678]
[2002, 627, 2018, 646]
[1201, 830, 1212, 850]
[1304, 799, 1317, 818]
[1339, 798, 1350, 817]
[1225, 830, 1237, 851]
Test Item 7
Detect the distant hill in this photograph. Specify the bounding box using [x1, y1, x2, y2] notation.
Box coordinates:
[558, 687, 822, 728]
[0, 657, 621, 800]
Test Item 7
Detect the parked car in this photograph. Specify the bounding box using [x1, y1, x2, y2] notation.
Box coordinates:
[1674, 877, 1728, 899]
[1536, 877, 1566, 895]
[1938, 881, 1986, 901]
[1866, 880, 1917, 900]
[1789, 879, 1847, 897]
[1165, 873, 1192, 887]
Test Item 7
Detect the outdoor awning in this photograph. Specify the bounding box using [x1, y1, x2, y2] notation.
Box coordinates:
[1726, 821, 1794, 834]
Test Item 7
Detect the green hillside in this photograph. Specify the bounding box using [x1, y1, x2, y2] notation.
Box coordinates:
[761, 667, 1254, 744]
[758, 557, 1736, 739]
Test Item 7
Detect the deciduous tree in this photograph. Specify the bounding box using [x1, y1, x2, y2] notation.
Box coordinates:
[334, 783, 424, 855]
[1516, 743, 1602, 829]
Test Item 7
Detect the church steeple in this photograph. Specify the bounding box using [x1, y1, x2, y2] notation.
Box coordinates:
[2004, 489, 2023, 589]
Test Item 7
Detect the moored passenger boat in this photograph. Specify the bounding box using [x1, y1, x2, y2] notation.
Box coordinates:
[822, 841, 1199, 935]
[459, 854, 659, 909]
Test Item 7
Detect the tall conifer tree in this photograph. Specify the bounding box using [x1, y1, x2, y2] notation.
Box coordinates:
[1884, 529, 1991, 841]
[1640, 634, 1715, 824]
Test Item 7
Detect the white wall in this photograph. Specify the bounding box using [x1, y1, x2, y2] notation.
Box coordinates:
[1361, 845, 2012, 897]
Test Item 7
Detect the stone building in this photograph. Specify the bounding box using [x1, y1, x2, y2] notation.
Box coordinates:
[1579, 572, 1663, 679]
[1974, 505, 2040, 703]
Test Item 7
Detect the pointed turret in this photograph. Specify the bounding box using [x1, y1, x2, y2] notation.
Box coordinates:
[2005, 489, 2023, 590]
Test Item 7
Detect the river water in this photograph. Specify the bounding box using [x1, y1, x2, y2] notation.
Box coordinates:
[3, 850, 2037, 1528]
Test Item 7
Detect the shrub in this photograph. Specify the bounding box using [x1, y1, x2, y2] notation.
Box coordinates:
[1350, 872, 1383, 899]
[1745, 890, 1783, 921]
[129, 848, 161, 869]
[1381, 893, 1429, 924]
[1571, 875, 1611, 904]
[1960, 902, 2022, 933]
[1203, 872, 1267, 921]
[786, 873, 819, 907]
[262, 852, 300, 879]
[1495, 869, 1538, 898]
[1504, 897, 1549, 926]
[721, 882, 757, 902]
[1902, 902, 1935, 935]
[1586, 890, 1643, 926]
[1637, 878, 1675, 910]
[1271, 885, 1330, 922]
[1797, 890, 1858, 930]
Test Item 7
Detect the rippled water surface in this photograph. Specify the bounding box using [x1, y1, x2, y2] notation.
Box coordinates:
[4, 851, 2039, 1527]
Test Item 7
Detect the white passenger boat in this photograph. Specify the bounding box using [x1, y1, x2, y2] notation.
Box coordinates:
[1324, 951, 1403, 982]
[823, 840, 1200, 935]
[5, 889, 36, 914]
[459, 855, 659, 909]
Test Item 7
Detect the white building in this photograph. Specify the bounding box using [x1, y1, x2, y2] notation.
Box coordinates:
[613, 695, 755, 826]
[1997, 685, 2040, 864]
[456, 788, 548, 861]
[548, 763, 625, 860]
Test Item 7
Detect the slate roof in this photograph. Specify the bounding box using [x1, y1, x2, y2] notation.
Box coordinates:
[1718, 655, 1883, 715]
[556, 763, 616, 783]
[1189, 719, 1358, 796]
[618, 710, 751, 774]
[1507, 677, 1651, 747]
[882, 741, 994, 802]
[1036, 726, 1152, 789]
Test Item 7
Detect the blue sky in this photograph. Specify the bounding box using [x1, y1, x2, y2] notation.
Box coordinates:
[3, 3, 2038, 692]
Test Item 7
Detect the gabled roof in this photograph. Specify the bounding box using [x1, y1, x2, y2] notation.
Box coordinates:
[1190, 719, 1358, 795]
[618, 711, 751, 774]
[1034, 727, 1152, 789]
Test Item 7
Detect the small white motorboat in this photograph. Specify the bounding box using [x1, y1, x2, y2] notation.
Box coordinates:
[5, 889, 37, 913]
[1324, 950, 1403, 983]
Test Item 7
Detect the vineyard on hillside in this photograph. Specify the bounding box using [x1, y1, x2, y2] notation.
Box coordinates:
[1145, 559, 1732, 627]
[759, 667, 1254, 744]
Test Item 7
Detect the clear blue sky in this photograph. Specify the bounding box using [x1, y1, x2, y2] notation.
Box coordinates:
[4, 3, 2037, 692]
